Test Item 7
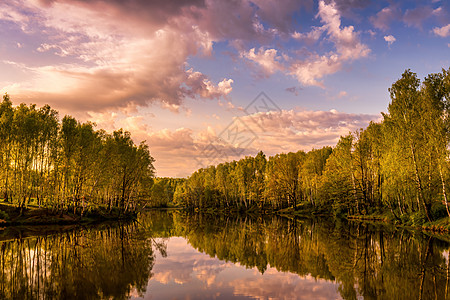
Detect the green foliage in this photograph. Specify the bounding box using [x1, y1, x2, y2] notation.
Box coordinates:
[431, 202, 448, 220]
[0, 97, 155, 215]
[410, 211, 428, 226]
[149, 177, 185, 207]
[175, 67, 450, 224]
[332, 203, 348, 219]
[0, 209, 9, 221]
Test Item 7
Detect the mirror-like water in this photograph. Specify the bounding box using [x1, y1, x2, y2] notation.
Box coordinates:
[1, 210, 449, 299]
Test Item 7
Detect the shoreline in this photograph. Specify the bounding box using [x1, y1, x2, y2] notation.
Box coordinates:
[0, 203, 137, 227]
[3, 203, 450, 240]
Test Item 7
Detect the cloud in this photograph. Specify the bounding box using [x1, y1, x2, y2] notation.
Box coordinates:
[141, 109, 380, 177]
[251, 0, 312, 34]
[0, 0, 237, 113]
[238, 109, 379, 154]
[337, 90, 347, 98]
[241, 48, 284, 77]
[289, 54, 342, 88]
[317, 0, 370, 61]
[185, 69, 233, 99]
[384, 35, 396, 46]
[248, 1, 370, 88]
[433, 24, 450, 37]
[370, 6, 400, 31]
[97, 107, 379, 177]
[0, 0, 370, 110]
[292, 26, 325, 45]
[371, 4, 445, 31]
[331, 0, 371, 16]
[403, 6, 435, 28]
[288, 0, 369, 87]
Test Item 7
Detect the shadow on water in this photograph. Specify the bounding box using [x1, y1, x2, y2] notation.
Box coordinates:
[2, 210, 450, 299]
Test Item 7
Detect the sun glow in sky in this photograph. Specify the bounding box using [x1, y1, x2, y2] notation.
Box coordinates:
[1, 0, 449, 177]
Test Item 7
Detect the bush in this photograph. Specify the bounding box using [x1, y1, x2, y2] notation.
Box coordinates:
[0, 210, 9, 221]
[410, 211, 427, 226]
[431, 202, 448, 220]
[333, 203, 348, 219]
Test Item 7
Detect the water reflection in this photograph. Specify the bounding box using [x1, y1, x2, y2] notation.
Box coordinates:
[1, 212, 450, 299]
[154, 212, 450, 300]
[0, 223, 155, 299]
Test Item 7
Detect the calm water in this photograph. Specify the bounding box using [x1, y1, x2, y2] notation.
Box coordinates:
[1, 211, 450, 299]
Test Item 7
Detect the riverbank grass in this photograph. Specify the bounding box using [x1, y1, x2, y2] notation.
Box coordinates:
[0, 202, 137, 226]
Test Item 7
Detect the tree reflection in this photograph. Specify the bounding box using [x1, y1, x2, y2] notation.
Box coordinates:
[0, 223, 155, 299]
[2, 211, 450, 300]
[171, 212, 450, 299]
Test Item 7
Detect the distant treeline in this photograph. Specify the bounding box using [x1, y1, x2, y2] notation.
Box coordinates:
[174, 68, 450, 223]
[0, 94, 155, 215]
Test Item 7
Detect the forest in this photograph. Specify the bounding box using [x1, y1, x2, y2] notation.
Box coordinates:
[0, 94, 155, 217]
[172, 68, 450, 226]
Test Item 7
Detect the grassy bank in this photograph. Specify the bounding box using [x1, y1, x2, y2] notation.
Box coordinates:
[178, 202, 450, 236]
[0, 203, 137, 226]
[348, 210, 450, 234]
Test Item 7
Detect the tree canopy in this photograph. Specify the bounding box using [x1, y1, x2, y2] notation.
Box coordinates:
[0, 94, 155, 215]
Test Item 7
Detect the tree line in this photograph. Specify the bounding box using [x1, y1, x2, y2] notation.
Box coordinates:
[174, 68, 450, 223]
[0, 94, 155, 215]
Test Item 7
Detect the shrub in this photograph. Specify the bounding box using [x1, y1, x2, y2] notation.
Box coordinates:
[0, 210, 9, 221]
[431, 202, 448, 220]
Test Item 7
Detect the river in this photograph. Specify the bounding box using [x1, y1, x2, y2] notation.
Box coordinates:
[0, 210, 449, 299]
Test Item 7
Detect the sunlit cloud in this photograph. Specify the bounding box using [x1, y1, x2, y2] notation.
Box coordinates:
[0, 0, 233, 113]
[433, 24, 450, 37]
[289, 0, 370, 87]
[384, 35, 396, 46]
[139, 109, 379, 177]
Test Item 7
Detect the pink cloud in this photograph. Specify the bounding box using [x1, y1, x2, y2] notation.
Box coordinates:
[0, 0, 234, 113]
[241, 48, 285, 77]
[434, 24, 450, 37]
[384, 35, 396, 46]
[370, 6, 400, 31]
[0, 0, 371, 111]
[134, 109, 380, 177]
[292, 26, 325, 45]
[288, 0, 369, 87]
[289, 54, 342, 88]
[317, 0, 370, 61]
[403, 6, 436, 28]
[241, 1, 370, 88]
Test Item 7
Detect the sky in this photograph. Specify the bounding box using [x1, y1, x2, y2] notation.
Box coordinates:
[0, 0, 449, 177]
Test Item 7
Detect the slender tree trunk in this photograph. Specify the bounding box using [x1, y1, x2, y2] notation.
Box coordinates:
[410, 143, 432, 222]
[439, 164, 450, 217]
[397, 194, 404, 215]
[351, 173, 359, 214]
